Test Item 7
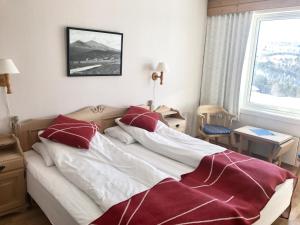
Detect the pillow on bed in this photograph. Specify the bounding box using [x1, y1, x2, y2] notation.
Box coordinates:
[104, 126, 136, 144]
[32, 142, 54, 167]
[120, 106, 160, 132]
[40, 115, 98, 149]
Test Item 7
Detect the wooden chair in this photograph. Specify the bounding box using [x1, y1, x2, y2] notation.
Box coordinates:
[196, 105, 235, 146]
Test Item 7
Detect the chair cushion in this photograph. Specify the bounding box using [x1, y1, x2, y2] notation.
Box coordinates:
[203, 124, 231, 135]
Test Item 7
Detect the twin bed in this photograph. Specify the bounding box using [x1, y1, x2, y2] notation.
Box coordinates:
[17, 105, 295, 225]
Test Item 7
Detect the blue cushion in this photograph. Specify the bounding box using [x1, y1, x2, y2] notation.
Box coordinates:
[203, 124, 231, 135]
[297, 153, 300, 160]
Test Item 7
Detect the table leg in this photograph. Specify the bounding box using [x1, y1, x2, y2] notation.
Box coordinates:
[228, 135, 232, 148]
[277, 157, 282, 166]
[238, 135, 248, 153]
[238, 135, 243, 153]
[267, 151, 273, 163]
[233, 133, 239, 146]
[248, 140, 252, 156]
[268, 145, 280, 163]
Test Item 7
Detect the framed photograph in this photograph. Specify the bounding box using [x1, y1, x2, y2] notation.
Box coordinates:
[67, 27, 123, 76]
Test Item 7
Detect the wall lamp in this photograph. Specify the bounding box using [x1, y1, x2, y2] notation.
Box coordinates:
[152, 62, 167, 85]
[0, 59, 19, 94]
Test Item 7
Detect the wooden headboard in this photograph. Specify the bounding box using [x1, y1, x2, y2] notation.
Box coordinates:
[16, 105, 133, 152]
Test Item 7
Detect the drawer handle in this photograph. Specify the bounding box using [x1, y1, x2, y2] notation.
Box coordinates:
[176, 124, 180, 128]
[0, 165, 5, 172]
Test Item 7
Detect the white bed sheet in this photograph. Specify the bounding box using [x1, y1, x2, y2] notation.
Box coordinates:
[25, 137, 294, 225]
[27, 170, 79, 225]
[106, 135, 194, 179]
[24, 151, 102, 225]
[117, 120, 226, 167]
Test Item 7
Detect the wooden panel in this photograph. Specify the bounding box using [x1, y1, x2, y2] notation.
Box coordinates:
[208, 5, 238, 16]
[239, 0, 300, 12]
[208, 0, 300, 16]
[208, 0, 260, 8]
[0, 169, 26, 215]
[16, 104, 150, 152]
[16, 105, 128, 151]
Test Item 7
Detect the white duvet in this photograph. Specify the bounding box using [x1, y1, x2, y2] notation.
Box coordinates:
[40, 122, 225, 215]
[41, 133, 169, 212]
[117, 120, 226, 167]
[30, 120, 294, 225]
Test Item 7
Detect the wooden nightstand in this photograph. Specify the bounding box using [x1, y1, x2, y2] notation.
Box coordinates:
[0, 134, 26, 216]
[155, 105, 187, 133]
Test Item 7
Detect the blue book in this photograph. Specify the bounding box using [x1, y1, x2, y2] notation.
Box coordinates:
[250, 128, 274, 136]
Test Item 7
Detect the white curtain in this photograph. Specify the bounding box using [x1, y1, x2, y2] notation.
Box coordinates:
[200, 12, 253, 115]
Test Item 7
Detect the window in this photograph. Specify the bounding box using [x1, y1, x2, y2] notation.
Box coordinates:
[242, 11, 300, 118]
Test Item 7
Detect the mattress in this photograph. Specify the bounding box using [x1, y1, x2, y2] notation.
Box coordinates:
[24, 151, 102, 225]
[24, 136, 294, 225]
[27, 170, 79, 225]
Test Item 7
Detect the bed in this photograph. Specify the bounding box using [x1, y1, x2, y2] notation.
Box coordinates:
[18, 105, 295, 225]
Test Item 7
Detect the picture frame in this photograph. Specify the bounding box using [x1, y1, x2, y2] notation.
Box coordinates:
[66, 27, 123, 76]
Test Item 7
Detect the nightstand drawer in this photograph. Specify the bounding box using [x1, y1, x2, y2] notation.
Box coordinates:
[0, 157, 24, 173]
[165, 118, 186, 132]
[0, 169, 26, 214]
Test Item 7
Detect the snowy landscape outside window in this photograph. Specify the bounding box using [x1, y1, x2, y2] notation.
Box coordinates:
[244, 11, 300, 117]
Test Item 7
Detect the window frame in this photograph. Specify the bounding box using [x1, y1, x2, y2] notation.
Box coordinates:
[241, 10, 300, 119]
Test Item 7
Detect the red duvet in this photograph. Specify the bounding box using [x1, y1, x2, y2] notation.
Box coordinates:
[91, 150, 296, 225]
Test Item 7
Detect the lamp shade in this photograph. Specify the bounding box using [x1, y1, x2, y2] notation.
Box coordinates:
[0, 59, 20, 74]
[156, 62, 167, 72]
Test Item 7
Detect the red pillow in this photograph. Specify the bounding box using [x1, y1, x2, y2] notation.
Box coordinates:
[40, 115, 98, 149]
[120, 106, 160, 132]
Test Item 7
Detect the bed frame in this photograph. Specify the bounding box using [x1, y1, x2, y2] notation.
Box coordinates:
[16, 105, 149, 152]
[15, 105, 294, 225]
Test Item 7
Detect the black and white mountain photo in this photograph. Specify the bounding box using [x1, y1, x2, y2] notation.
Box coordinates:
[67, 28, 123, 76]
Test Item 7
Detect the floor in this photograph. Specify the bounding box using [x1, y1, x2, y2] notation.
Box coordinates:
[0, 166, 298, 225]
[0, 206, 51, 225]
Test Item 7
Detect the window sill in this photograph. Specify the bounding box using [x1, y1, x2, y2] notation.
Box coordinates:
[240, 107, 300, 126]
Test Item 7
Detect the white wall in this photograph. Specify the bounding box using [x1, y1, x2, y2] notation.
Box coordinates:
[0, 0, 207, 134]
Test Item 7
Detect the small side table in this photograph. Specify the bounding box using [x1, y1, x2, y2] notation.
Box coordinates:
[234, 126, 294, 165]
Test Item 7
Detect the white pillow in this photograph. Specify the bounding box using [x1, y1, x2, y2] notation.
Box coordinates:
[104, 126, 136, 144]
[32, 142, 55, 167]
